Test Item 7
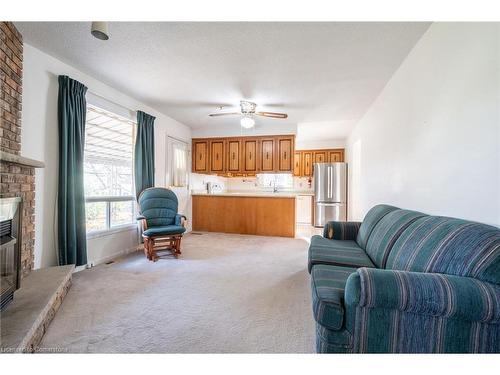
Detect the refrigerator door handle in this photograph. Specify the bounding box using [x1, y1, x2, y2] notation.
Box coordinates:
[317, 202, 342, 206]
[327, 166, 332, 199]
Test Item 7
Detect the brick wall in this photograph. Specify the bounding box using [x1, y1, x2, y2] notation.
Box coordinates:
[1, 22, 35, 276]
[0, 22, 23, 155]
[0, 162, 36, 276]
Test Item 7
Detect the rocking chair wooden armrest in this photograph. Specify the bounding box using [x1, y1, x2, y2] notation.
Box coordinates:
[136, 215, 148, 230]
[175, 214, 188, 228]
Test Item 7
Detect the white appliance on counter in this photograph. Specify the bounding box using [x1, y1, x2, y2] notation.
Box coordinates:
[313, 163, 347, 227]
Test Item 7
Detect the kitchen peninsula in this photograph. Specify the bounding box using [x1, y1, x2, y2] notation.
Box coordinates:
[192, 192, 299, 237]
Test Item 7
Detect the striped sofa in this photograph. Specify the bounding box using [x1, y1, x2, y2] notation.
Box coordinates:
[308, 204, 500, 353]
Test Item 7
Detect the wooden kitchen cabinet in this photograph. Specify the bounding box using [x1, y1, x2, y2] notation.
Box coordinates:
[191, 134, 295, 175]
[328, 150, 344, 162]
[192, 140, 209, 173]
[302, 151, 313, 176]
[226, 139, 241, 173]
[313, 151, 327, 164]
[242, 139, 257, 173]
[276, 136, 294, 172]
[293, 152, 302, 176]
[292, 148, 345, 177]
[209, 140, 225, 173]
[259, 138, 275, 172]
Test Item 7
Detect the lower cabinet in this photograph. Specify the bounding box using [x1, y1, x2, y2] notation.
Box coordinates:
[296, 195, 312, 224]
[192, 195, 296, 237]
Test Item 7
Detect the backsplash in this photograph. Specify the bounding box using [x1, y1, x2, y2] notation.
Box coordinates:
[190, 173, 313, 193]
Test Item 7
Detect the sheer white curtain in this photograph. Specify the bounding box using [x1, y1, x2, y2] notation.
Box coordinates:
[171, 140, 188, 188]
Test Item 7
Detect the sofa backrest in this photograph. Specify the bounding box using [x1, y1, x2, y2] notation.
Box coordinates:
[138, 187, 178, 227]
[386, 216, 500, 285]
[356, 204, 400, 249]
[365, 209, 427, 268]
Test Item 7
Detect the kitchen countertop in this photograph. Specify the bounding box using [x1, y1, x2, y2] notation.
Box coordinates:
[191, 190, 314, 198]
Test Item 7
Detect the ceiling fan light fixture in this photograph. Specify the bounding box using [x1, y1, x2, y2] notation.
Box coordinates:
[91, 22, 109, 40]
[240, 116, 255, 129]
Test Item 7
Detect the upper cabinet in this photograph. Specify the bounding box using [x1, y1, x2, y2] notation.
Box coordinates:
[293, 148, 345, 177]
[193, 140, 209, 173]
[192, 135, 295, 176]
[243, 139, 257, 173]
[328, 150, 344, 162]
[259, 138, 275, 172]
[277, 136, 294, 172]
[293, 151, 302, 176]
[226, 139, 241, 173]
[302, 151, 313, 177]
[313, 150, 327, 164]
[209, 140, 225, 173]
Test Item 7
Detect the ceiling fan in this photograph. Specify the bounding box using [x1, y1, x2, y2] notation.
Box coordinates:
[209, 100, 288, 128]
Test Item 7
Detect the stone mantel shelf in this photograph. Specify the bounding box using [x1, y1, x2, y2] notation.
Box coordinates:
[0, 151, 45, 168]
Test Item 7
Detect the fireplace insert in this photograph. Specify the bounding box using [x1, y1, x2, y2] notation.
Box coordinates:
[0, 197, 22, 311]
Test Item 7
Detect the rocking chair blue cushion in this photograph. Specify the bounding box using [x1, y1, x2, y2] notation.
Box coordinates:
[143, 225, 186, 237]
[138, 188, 186, 236]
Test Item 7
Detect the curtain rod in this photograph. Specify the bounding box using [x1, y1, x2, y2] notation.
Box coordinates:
[168, 135, 189, 144]
[87, 89, 138, 115]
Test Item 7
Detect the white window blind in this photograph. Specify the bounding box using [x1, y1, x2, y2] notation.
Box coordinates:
[84, 105, 136, 233]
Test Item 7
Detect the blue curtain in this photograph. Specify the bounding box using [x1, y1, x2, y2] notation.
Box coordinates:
[134, 111, 156, 199]
[57, 75, 88, 266]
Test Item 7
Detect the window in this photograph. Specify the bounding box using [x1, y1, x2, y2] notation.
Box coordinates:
[170, 139, 188, 187]
[84, 105, 136, 233]
[256, 174, 293, 189]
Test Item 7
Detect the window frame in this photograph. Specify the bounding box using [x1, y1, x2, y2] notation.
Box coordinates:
[84, 104, 137, 237]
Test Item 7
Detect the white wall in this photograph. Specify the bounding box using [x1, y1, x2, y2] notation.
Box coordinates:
[347, 23, 500, 227]
[295, 138, 346, 150]
[192, 122, 297, 138]
[21, 44, 192, 268]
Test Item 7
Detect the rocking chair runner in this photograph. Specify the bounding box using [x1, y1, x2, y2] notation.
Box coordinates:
[137, 187, 187, 261]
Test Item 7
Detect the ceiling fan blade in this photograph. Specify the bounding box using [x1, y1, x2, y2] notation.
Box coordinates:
[208, 112, 240, 117]
[255, 111, 288, 119]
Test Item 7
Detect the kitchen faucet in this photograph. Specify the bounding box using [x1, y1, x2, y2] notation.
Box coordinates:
[271, 179, 278, 193]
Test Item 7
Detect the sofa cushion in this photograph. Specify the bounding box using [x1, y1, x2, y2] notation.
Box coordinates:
[143, 225, 186, 237]
[311, 265, 358, 330]
[356, 204, 400, 249]
[386, 216, 500, 285]
[365, 209, 427, 268]
[308, 235, 375, 272]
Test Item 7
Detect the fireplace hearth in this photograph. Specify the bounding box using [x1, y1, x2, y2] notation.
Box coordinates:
[0, 197, 22, 310]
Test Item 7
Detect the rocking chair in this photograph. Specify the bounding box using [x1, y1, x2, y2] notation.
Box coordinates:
[137, 187, 187, 261]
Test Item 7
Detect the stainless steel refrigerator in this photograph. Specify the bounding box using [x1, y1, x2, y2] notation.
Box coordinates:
[314, 163, 347, 227]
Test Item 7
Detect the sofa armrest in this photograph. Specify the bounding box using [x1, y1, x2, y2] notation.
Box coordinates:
[175, 214, 188, 227]
[323, 221, 361, 240]
[345, 268, 500, 324]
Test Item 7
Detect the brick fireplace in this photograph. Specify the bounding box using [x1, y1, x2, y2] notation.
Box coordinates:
[1, 22, 38, 278]
[1, 22, 73, 352]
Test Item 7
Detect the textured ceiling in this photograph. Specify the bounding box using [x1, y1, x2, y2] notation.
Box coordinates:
[16, 22, 430, 136]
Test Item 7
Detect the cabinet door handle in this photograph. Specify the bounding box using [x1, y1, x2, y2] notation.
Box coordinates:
[249, 152, 252, 160]
[199, 154, 202, 160]
[232, 152, 235, 160]
[216, 153, 219, 161]
[266, 152, 269, 159]
[284, 151, 287, 159]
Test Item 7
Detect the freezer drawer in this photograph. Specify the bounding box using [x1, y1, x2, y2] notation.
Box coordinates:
[314, 202, 347, 227]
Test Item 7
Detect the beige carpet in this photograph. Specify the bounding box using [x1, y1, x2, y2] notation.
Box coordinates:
[40, 232, 315, 353]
